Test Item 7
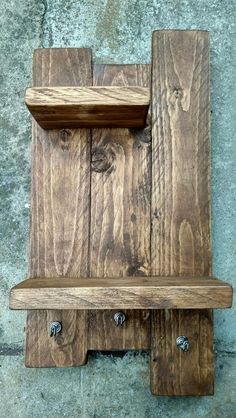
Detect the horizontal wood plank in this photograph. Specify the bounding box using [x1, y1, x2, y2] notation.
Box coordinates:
[10, 276, 232, 310]
[25, 86, 149, 128]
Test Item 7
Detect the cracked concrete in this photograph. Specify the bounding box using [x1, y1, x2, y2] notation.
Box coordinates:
[40, 0, 48, 47]
[1, 352, 236, 418]
[0, 0, 235, 416]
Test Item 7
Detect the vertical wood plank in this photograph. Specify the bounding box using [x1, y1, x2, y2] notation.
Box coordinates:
[88, 308, 150, 350]
[88, 64, 151, 350]
[150, 31, 214, 395]
[25, 49, 92, 367]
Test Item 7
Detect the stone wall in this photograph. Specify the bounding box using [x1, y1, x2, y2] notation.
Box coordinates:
[0, 1, 235, 416]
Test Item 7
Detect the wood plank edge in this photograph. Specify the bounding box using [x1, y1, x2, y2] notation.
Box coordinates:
[10, 285, 233, 310]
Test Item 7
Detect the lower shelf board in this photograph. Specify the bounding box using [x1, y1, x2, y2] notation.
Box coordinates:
[10, 276, 232, 310]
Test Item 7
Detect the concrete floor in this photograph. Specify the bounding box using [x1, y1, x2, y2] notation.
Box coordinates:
[0, 0, 235, 417]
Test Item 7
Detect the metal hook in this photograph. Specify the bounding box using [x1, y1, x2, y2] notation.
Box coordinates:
[176, 336, 189, 352]
[113, 312, 126, 327]
[49, 321, 62, 337]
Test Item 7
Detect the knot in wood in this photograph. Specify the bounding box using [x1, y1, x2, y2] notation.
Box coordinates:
[91, 147, 114, 173]
[127, 261, 145, 276]
[60, 129, 71, 141]
[173, 87, 183, 99]
[130, 126, 151, 144]
[59, 129, 71, 150]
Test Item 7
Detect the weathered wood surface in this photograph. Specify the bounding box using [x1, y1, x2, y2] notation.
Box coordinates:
[90, 65, 151, 277]
[88, 63, 151, 351]
[10, 276, 232, 310]
[150, 30, 214, 395]
[87, 309, 150, 350]
[25, 48, 92, 367]
[151, 310, 214, 396]
[17, 34, 227, 396]
[25, 59, 152, 364]
[25, 86, 149, 129]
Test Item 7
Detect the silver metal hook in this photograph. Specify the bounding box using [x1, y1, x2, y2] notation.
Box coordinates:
[113, 312, 126, 327]
[176, 336, 189, 352]
[49, 321, 62, 337]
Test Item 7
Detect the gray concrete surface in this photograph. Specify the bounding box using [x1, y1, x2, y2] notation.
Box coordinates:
[0, 0, 235, 416]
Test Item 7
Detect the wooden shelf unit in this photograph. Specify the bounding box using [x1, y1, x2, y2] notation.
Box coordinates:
[9, 30, 233, 396]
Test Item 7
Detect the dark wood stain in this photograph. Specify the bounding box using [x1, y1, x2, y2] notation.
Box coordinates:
[88, 64, 151, 350]
[150, 30, 213, 396]
[24, 32, 215, 395]
[25, 48, 92, 367]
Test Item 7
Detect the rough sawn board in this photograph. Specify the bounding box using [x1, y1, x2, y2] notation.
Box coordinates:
[150, 30, 213, 395]
[26, 49, 92, 367]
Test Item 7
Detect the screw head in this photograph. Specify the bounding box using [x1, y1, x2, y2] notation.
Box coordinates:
[176, 336, 189, 352]
[113, 312, 126, 327]
[49, 321, 62, 337]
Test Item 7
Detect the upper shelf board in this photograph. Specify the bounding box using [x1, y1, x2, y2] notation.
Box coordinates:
[25, 86, 150, 129]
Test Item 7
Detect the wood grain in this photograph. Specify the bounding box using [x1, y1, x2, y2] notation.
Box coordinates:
[150, 31, 214, 395]
[90, 65, 151, 277]
[151, 309, 213, 395]
[25, 48, 92, 367]
[87, 309, 150, 350]
[10, 276, 232, 310]
[15, 38, 229, 395]
[88, 64, 151, 350]
[25, 86, 149, 129]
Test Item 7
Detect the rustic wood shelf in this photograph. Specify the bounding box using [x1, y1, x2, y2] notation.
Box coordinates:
[25, 86, 149, 129]
[10, 276, 232, 310]
[10, 31, 234, 395]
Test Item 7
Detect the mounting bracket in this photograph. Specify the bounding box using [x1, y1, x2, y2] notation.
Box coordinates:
[9, 30, 232, 396]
